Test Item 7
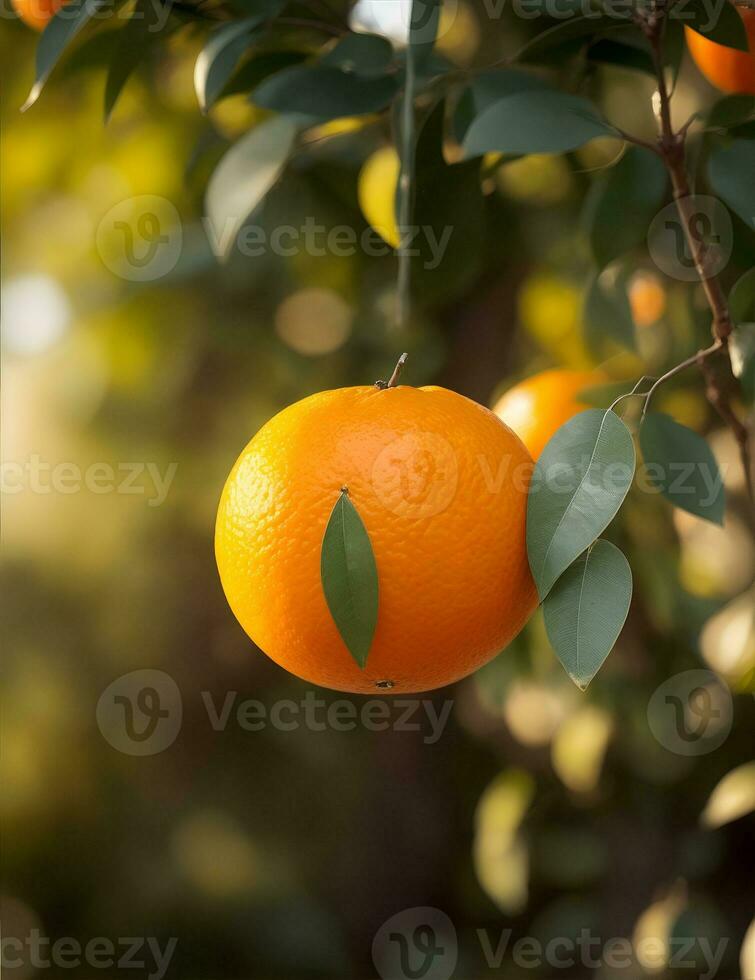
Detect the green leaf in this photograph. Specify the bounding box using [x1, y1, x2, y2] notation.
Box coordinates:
[194, 18, 263, 114]
[587, 37, 655, 75]
[104, 0, 168, 122]
[252, 65, 397, 122]
[706, 94, 755, 131]
[408, 0, 441, 67]
[527, 409, 635, 599]
[584, 146, 667, 269]
[515, 14, 631, 63]
[639, 412, 725, 525]
[321, 489, 379, 668]
[729, 266, 755, 323]
[205, 115, 297, 261]
[320, 32, 394, 76]
[463, 90, 613, 158]
[730, 323, 755, 403]
[708, 140, 755, 227]
[21, 0, 108, 111]
[543, 539, 632, 689]
[682, 0, 749, 51]
[584, 271, 636, 352]
[221, 49, 307, 99]
[453, 68, 549, 143]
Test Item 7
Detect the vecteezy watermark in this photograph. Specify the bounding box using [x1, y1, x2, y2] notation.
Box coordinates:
[372, 908, 458, 980]
[477, 0, 729, 29]
[0, 931, 177, 980]
[97, 669, 183, 756]
[202, 217, 454, 270]
[647, 669, 733, 756]
[96, 672, 455, 755]
[648, 196, 733, 282]
[0, 456, 177, 507]
[96, 196, 183, 283]
[372, 910, 729, 980]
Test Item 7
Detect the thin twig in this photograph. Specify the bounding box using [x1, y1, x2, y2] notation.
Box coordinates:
[641, 341, 723, 419]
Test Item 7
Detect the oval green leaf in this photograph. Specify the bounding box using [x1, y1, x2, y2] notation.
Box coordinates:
[639, 412, 725, 525]
[320, 32, 394, 76]
[527, 408, 636, 599]
[321, 489, 379, 669]
[543, 539, 632, 690]
[204, 114, 297, 261]
[105, 0, 169, 122]
[708, 139, 755, 227]
[729, 266, 755, 324]
[194, 18, 262, 114]
[252, 65, 397, 123]
[22, 0, 108, 111]
[584, 146, 668, 270]
[462, 90, 613, 158]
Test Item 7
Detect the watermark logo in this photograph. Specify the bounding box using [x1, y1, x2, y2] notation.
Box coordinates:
[648, 196, 732, 282]
[97, 669, 182, 756]
[372, 433, 459, 519]
[96, 196, 182, 282]
[372, 908, 458, 980]
[647, 669, 732, 756]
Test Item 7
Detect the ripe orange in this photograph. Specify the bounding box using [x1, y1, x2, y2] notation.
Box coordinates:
[685, 5, 755, 95]
[11, 0, 67, 29]
[215, 383, 537, 694]
[493, 369, 602, 461]
[629, 271, 666, 328]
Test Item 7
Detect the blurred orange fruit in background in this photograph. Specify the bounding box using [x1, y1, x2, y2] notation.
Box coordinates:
[493, 369, 602, 461]
[11, 0, 67, 30]
[629, 271, 667, 328]
[215, 384, 537, 694]
[685, 6, 755, 94]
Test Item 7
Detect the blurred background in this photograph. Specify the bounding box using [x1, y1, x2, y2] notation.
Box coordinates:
[2, 1, 754, 977]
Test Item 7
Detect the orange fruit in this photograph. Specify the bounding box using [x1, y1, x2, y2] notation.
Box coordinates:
[629, 271, 666, 328]
[493, 369, 602, 461]
[685, 5, 755, 95]
[215, 383, 537, 694]
[11, 0, 67, 29]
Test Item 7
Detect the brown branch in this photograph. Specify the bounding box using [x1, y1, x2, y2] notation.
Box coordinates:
[639, 1, 752, 501]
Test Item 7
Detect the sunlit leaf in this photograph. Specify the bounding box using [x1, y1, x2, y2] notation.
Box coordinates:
[22, 0, 108, 111]
[463, 90, 613, 158]
[194, 18, 263, 114]
[543, 539, 632, 689]
[639, 412, 725, 525]
[527, 409, 635, 598]
[730, 324, 755, 404]
[701, 761, 755, 828]
[584, 146, 667, 270]
[708, 139, 755, 227]
[320, 489, 379, 668]
[205, 115, 297, 261]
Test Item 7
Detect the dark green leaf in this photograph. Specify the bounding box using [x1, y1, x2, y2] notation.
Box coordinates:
[708, 139, 755, 227]
[205, 115, 297, 260]
[730, 324, 755, 403]
[584, 271, 636, 352]
[706, 94, 755, 131]
[320, 32, 394, 76]
[639, 412, 725, 525]
[463, 90, 613, 158]
[730, 267, 755, 323]
[253, 65, 397, 122]
[224, 50, 307, 99]
[527, 409, 635, 598]
[681, 0, 749, 51]
[543, 539, 632, 689]
[194, 18, 263, 114]
[587, 37, 655, 75]
[515, 14, 631, 62]
[584, 146, 667, 269]
[104, 0, 168, 122]
[22, 0, 108, 111]
[453, 68, 549, 142]
[321, 489, 379, 668]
